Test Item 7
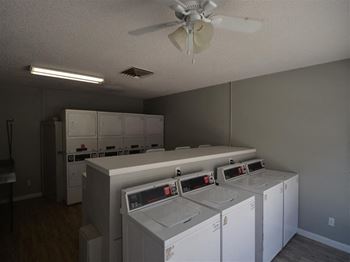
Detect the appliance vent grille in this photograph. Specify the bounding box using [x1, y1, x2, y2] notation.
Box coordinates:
[120, 67, 154, 79]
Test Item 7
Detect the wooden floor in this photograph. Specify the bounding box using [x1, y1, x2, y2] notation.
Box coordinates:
[0, 197, 349, 262]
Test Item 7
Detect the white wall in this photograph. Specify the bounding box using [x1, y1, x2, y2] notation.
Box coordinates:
[0, 86, 143, 198]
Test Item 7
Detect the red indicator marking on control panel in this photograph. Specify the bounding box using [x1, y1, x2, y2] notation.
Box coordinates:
[163, 186, 171, 196]
[204, 176, 209, 184]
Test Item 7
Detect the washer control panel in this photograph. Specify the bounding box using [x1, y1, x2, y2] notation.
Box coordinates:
[67, 152, 98, 163]
[223, 164, 247, 180]
[127, 181, 178, 211]
[245, 159, 265, 174]
[179, 172, 215, 194]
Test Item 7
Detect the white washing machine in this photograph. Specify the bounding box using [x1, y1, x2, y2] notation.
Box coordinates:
[177, 171, 256, 262]
[121, 178, 221, 262]
[242, 159, 299, 247]
[217, 163, 284, 262]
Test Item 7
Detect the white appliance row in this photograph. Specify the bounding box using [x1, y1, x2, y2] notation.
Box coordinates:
[63, 109, 164, 205]
[242, 159, 299, 247]
[121, 159, 298, 262]
[217, 159, 299, 261]
[64, 109, 164, 154]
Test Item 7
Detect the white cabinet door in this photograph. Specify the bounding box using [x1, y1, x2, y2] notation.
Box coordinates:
[67, 163, 86, 187]
[98, 112, 123, 137]
[145, 115, 164, 135]
[263, 183, 283, 262]
[124, 114, 144, 136]
[66, 110, 97, 138]
[283, 175, 299, 246]
[68, 186, 82, 205]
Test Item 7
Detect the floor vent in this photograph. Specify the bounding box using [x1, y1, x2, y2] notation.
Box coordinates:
[120, 67, 154, 79]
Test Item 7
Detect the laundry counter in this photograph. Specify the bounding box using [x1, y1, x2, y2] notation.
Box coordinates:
[83, 146, 256, 262]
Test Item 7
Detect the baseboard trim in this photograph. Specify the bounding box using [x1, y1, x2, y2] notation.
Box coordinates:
[297, 228, 350, 254]
[0, 192, 42, 204]
[14, 192, 43, 202]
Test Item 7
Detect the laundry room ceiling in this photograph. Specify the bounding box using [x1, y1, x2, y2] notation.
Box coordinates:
[1, 0, 350, 98]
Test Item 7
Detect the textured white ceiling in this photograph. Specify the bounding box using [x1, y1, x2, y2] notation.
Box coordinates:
[1, 0, 350, 98]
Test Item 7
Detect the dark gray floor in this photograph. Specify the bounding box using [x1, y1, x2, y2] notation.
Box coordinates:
[274, 234, 350, 262]
[0, 198, 349, 262]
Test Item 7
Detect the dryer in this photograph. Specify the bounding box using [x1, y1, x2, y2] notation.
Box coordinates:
[177, 171, 256, 262]
[121, 178, 221, 262]
[243, 159, 299, 246]
[217, 163, 284, 262]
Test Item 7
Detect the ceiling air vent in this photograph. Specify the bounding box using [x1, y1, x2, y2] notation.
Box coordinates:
[120, 67, 154, 79]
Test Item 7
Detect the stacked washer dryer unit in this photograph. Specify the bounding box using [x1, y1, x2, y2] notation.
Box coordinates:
[97, 112, 124, 157]
[177, 171, 256, 262]
[63, 110, 98, 205]
[217, 163, 284, 262]
[123, 114, 164, 154]
[242, 159, 299, 247]
[144, 115, 164, 151]
[123, 113, 146, 154]
[121, 178, 221, 262]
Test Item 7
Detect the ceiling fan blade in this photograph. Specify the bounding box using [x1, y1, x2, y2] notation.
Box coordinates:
[129, 21, 182, 36]
[211, 15, 262, 33]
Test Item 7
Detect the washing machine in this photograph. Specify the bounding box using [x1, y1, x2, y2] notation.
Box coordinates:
[217, 163, 284, 262]
[177, 171, 256, 262]
[242, 159, 299, 246]
[121, 178, 221, 262]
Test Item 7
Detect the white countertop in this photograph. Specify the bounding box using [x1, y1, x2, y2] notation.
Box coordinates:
[86, 146, 256, 176]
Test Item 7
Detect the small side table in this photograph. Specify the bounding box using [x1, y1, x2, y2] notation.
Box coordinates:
[0, 159, 16, 232]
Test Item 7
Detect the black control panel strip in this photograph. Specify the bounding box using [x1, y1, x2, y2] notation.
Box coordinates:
[128, 184, 178, 211]
[247, 161, 264, 173]
[181, 174, 215, 193]
[224, 165, 246, 180]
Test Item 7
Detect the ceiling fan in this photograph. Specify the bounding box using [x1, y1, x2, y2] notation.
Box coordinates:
[129, 0, 262, 56]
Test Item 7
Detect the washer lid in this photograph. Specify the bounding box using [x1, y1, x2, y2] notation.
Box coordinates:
[258, 169, 297, 181]
[198, 186, 237, 204]
[144, 199, 199, 228]
[227, 175, 282, 193]
[185, 185, 255, 211]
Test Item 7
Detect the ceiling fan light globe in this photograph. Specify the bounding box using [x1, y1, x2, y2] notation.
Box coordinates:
[193, 21, 214, 53]
[168, 26, 187, 52]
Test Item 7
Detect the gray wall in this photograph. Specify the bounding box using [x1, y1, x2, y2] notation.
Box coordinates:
[145, 83, 231, 149]
[0, 86, 143, 198]
[145, 59, 350, 245]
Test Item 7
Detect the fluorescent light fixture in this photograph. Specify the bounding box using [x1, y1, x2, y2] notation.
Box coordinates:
[30, 66, 104, 84]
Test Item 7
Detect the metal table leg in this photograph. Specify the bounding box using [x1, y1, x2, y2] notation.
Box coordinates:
[10, 183, 13, 232]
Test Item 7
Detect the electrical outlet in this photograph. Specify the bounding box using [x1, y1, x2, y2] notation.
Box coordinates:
[27, 179, 31, 187]
[328, 217, 335, 227]
[175, 167, 182, 177]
